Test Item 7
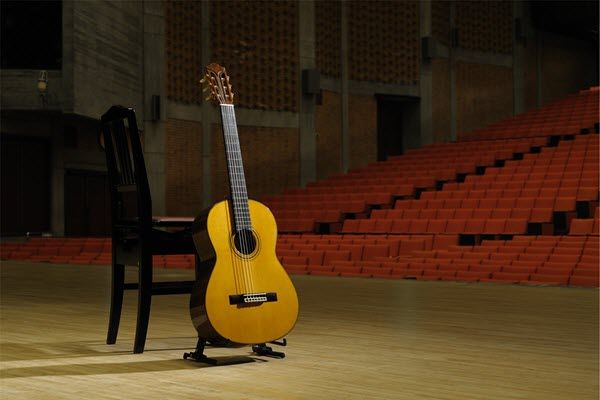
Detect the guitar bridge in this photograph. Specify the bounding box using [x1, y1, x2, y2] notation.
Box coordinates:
[229, 292, 277, 305]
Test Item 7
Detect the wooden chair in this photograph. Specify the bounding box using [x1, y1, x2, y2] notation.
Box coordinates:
[101, 105, 199, 354]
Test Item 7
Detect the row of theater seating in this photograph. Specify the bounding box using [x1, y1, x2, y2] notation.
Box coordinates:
[277, 233, 458, 251]
[570, 218, 600, 235]
[392, 137, 544, 161]
[285, 183, 414, 197]
[265, 137, 554, 233]
[269, 131, 596, 234]
[1, 231, 597, 289]
[275, 233, 599, 287]
[460, 88, 598, 140]
[372, 208, 554, 223]
[341, 218, 529, 235]
[0, 238, 196, 269]
[412, 195, 581, 212]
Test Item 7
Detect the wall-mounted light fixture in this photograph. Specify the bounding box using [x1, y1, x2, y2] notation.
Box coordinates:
[38, 70, 48, 107]
[37, 70, 48, 94]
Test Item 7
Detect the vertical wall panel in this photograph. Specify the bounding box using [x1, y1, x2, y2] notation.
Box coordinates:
[165, 0, 203, 104]
[72, 1, 143, 119]
[315, 1, 341, 78]
[456, 62, 513, 136]
[431, 0, 451, 46]
[348, 1, 419, 84]
[210, 1, 298, 112]
[540, 32, 598, 106]
[211, 125, 299, 202]
[316, 90, 342, 179]
[165, 119, 203, 216]
[455, 1, 512, 54]
[348, 95, 376, 169]
[432, 59, 451, 143]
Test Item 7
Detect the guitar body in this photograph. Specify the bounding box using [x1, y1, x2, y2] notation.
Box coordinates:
[190, 199, 299, 344]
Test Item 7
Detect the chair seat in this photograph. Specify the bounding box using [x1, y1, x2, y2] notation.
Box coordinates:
[152, 216, 195, 226]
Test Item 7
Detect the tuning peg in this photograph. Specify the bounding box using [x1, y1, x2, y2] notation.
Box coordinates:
[202, 86, 208, 92]
[200, 78, 206, 84]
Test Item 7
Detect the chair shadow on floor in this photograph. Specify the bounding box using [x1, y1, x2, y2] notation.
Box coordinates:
[1, 356, 260, 379]
[0, 337, 216, 362]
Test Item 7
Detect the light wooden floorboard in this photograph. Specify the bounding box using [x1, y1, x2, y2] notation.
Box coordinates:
[0, 261, 598, 399]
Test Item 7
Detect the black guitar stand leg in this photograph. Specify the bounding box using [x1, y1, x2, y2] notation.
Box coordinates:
[183, 338, 218, 365]
[252, 338, 287, 359]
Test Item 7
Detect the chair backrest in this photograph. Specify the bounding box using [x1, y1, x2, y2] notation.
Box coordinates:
[101, 106, 152, 230]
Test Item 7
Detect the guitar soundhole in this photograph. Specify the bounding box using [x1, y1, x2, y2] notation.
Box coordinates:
[233, 229, 257, 255]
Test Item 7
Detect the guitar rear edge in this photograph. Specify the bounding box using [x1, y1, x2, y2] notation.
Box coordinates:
[190, 199, 299, 345]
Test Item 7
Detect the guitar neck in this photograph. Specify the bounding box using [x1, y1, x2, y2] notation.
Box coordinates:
[220, 104, 251, 232]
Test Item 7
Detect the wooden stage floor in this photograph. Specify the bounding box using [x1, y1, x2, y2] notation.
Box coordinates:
[1, 261, 598, 399]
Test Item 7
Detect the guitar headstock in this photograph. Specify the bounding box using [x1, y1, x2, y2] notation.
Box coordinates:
[201, 63, 234, 105]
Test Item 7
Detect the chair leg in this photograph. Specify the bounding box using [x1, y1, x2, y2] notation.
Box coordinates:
[107, 262, 125, 345]
[133, 254, 153, 354]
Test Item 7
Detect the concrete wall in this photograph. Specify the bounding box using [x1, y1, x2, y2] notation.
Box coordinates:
[539, 31, 598, 106]
[211, 125, 300, 202]
[315, 90, 342, 180]
[72, 1, 144, 121]
[165, 119, 203, 216]
[2, 0, 599, 235]
[455, 62, 514, 135]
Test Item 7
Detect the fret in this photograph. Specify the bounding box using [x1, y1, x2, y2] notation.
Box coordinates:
[220, 104, 252, 232]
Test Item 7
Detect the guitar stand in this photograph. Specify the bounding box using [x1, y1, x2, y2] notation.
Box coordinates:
[183, 338, 218, 365]
[252, 338, 287, 359]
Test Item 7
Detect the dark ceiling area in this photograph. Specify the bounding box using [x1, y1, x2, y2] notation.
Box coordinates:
[531, 1, 599, 42]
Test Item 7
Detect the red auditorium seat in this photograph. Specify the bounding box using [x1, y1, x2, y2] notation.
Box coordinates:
[419, 209, 437, 219]
[464, 219, 485, 234]
[363, 267, 392, 278]
[529, 273, 570, 285]
[436, 209, 455, 219]
[426, 220, 447, 234]
[403, 209, 420, 219]
[445, 219, 466, 234]
[569, 275, 600, 287]
[386, 209, 404, 219]
[530, 208, 553, 223]
[323, 250, 350, 265]
[454, 209, 474, 219]
[362, 244, 390, 261]
[460, 199, 479, 209]
[491, 209, 512, 218]
[341, 219, 360, 234]
[281, 255, 308, 266]
[488, 272, 530, 283]
[432, 235, 458, 249]
[408, 219, 429, 234]
[456, 271, 491, 281]
[277, 249, 300, 258]
[304, 250, 324, 265]
[504, 219, 528, 234]
[554, 197, 576, 212]
[338, 244, 363, 260]
[482, 219, 507, 235]
[390, 219, 411, 234]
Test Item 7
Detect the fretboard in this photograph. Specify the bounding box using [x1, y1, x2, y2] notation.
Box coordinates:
[220, 104, 251, 232]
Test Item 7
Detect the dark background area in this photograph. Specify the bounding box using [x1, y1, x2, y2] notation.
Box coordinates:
[1, 0, 63, 69]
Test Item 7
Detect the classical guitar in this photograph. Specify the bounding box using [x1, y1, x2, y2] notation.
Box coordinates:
[189, 63, 299, 346]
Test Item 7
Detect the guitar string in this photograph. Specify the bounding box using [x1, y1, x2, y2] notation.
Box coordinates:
[221, 104, 245, 294]
[226, 104, 255, 293]
[223, 104, 253, 293]
[226, 104, 256, 294]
